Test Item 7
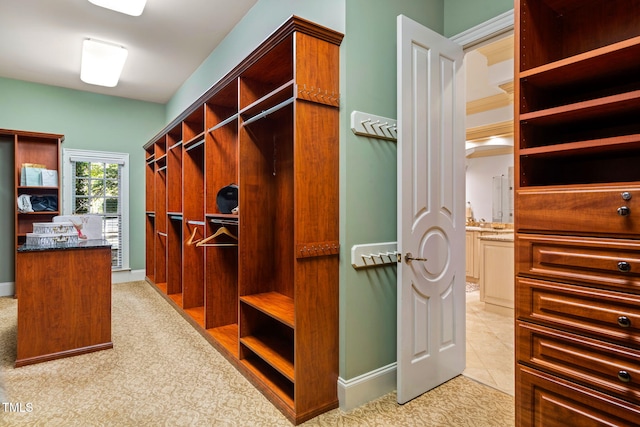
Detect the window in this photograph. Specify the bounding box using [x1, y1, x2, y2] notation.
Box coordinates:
[62, 149, 129, 270]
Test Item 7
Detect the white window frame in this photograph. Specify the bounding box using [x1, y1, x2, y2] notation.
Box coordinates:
[62, 148, 130, 271]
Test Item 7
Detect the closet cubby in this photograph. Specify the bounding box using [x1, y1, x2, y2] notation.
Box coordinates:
[182, 106, 205, 148]
[166, 215, 183, 296]
[166, 125, 182, 214]
[182, 140, 204, 314]
[144, 144, 156, 282]
[144, 17, 342, 424]
[519, 0, 640, 72]
[239, 35, 293, 110]
[153, 136, 167, 290]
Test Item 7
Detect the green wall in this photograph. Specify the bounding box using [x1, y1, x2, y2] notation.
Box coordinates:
[444, 0, 513, 36]
[340, 0, 444, 380]
[0, 77, 165, 282]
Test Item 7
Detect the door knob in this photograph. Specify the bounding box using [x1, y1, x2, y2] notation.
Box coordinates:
[405, 253, 427, 263]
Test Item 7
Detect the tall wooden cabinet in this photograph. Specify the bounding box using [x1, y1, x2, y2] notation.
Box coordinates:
[0, 129, 63, 248]
[514, 1, 640, 425]
[144, 17, 342, 424]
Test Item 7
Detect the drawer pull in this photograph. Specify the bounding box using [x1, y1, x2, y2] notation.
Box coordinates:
[618, 370, 632, 383]
[617, 261, 631, 273]
[618, 316, 632, 328]
[617, 206, 631, 216]
[621, 191, 632, 201]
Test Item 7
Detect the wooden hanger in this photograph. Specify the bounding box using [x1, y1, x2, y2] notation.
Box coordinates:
[195, 226, 238, 247]
[186, 227, 202, 245]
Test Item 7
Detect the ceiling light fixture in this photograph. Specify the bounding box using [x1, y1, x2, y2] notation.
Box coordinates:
[80, 39, 128, 87]
[88, 0, 147, 16]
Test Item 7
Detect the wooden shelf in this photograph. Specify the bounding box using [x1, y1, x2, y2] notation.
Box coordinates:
[519, 133, 640, 158]
[184, 306, 205, 328]
[155, 282, 168, 294]
[17, 186, 59, 190]
[208, 323, 238, 357]
[241, 334, 294, 382]
[241, 356, 294, 408]
[520, 90, 640, 125]
[520, 36, 640, 88]
[240, 292, 295, 328]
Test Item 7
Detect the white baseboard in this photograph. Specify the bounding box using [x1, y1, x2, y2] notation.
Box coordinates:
[0, 269, 146, 297]
[0, 282, 15, 297]
[338, 362, 396, 411]
[112, 269, 145, 284]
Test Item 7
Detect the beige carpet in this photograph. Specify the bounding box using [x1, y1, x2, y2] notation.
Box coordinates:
[0, 281, 514, 426]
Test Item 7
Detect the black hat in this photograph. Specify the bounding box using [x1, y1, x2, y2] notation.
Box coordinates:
[216, 184, 238, 214]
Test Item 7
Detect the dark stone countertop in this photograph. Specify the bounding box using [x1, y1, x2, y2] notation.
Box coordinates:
[18, 239, 111, 253]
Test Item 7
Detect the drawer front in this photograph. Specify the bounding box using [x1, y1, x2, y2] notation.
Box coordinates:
[517, 322, 640, 406]
[516, 234, 640, 293]
[516, 365, 640, 427]
[516, 186, 640, 236]
[516, 277, 640, 348]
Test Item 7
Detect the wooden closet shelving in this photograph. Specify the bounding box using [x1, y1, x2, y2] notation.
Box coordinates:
[144, 16, 342, 424]
[2, 129, 64, 249]
[515, 0, 640, 425]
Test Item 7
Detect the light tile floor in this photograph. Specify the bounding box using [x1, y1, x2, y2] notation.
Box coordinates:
[463, 290, 515, 396]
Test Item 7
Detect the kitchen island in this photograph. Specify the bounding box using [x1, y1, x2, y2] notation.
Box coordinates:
[15, 240, 112, 367]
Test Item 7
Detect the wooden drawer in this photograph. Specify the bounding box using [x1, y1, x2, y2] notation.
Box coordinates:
[516, 234, 640, 293]
[516, 365, 640, 427]
[516, 277, 640, 348]
[517, 321, 640, 405]
[516, 185, 640, 236]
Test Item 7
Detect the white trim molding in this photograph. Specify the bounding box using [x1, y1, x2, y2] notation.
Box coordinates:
[62, 148, 130, 271]
[0, 281, 15, 297]
[450, 9, 514, 50]
[338, 363, 397, 411]
[112, 269, 145, 284]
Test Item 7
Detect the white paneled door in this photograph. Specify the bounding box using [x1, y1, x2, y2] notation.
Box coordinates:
[396, 14, 466, 404]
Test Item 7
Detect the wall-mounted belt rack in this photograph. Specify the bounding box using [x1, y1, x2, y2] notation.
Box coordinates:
[350, 110, 398, 142]
[351, 241, 399, 269]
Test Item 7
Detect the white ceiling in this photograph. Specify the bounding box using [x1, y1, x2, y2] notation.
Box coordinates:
[0, 0, 258, 104]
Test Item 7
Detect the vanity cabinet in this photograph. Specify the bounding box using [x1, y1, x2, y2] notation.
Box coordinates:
[514, 0, 640, 424]
[144, 16, 342, 425]
[478, 234, 514, 313]
[465, 230, 477, 280]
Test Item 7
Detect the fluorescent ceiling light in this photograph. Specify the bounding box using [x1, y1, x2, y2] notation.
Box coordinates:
[88, 0, 147, 16]
[81, 39, 128, 87]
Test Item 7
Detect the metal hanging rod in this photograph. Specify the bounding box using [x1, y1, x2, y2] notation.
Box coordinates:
[207, 114, 239, 133]
[242, 97, 294, 126]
